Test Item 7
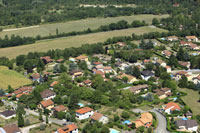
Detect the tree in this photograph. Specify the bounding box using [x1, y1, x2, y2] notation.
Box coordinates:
[39, 109, 43, 121]
[152, 18, 159, 25]
[177, 47, 184, 61]
[16, 55, 26, 66]
[121, 111, 130, 119]
[131, 123, 136, 129]
[7, 85, 14, 93]
[132, 66, 141, 78]
[168, 55, 178, 68]
[57, 112, 65, 120]
[78, 61, 87, 70]
[53, 95, 63, 105]
[46, 115, 48, 124]
[122, 76, 128, 83]
[160, 72, 171, 80]
[37, 59, 45, 72]
[18, 112, 24, 127]
[138, 126, 145, 132]
[178, 75, 188, 88]
[114, 114, 120, 122]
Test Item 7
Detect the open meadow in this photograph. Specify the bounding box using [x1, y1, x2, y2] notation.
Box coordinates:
[0, 26, 167, 59]
[178, 88, 200, 115]
[0, 66, 32, 89]
[0, 14, 169, 38]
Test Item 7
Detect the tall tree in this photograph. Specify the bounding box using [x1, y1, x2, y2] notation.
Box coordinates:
[18, 112, 24, 127]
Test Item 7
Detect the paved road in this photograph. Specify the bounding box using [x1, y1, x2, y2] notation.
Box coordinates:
[20, 122, 44, 133]
[132, 108, 169, 133]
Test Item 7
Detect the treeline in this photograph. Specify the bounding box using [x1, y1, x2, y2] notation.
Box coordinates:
[0, 20, 146, 48]
[0, 35, 35, 48]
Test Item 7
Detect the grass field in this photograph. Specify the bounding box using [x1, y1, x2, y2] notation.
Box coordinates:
[0, 26, 167, 59]
[0, 14, 169, 38]
[178, 88, 200, 115]
[0, 66, 32, 89]
[30, 123, 61, 133]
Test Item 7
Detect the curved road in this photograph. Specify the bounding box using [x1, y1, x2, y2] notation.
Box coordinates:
[132, 109, 169, 133]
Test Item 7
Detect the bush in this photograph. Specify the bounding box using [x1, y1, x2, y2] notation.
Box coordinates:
[25, 119, 30, 126]
[40, 124, 46, 131]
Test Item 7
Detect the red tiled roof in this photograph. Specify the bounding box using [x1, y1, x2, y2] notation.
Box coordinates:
[40, 56, 53, 63]
[186, 36, 197, 39]
[57, 124, 78, 133]
[90, 112, 103, 121]
[40, 99, 54, 108]
[75, 55, 88, 60]
[76, 107, 93, 114]
[165, 102, 181, 111]
[53, 105, 67, 112]
[50, 81, 59, 87]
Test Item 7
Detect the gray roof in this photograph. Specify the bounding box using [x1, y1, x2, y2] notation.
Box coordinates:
[175, 120, 198, 128]
[0, 110, 16, 117]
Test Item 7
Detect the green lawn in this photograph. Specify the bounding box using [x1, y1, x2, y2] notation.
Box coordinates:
[0, 14, 169, 38]
[0, 26, 167, 59]
[30, 123, 61, 133]
[178, 88, 200, 115]
[0, 66, 32, 89]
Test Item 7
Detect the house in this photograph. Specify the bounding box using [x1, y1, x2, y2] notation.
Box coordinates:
[185, 112, 193, 118]
[0, 110, 16, 119]
[155, 59, 166, 67]
[165, 66, 171, 73]
[192, 75, 200, 85]
[93, 70, 105, 78]
[162, 50, 172, 58]
[189, 43, 199, 50]
[39, 99, 54, 110]
[180, 41, 193, 47]
[40, 89, 56, 100]
[76, 107, 94, 120]
[92, 61, 103, 67]
[143, 59, 151, 65]
[129, 84, 149, 94]
[54, 124, 78, 133]
[31, 73, 42, 82]
[175, 120, 198, 132]
[56, 59, 64, 63]
[83, 79, 92, 87]
[75, 55, 88, 62]
[154, 88, 172, 99]
[174, 71, 188, 80]
[134, 112, 153, 128]
[90, 112, 109, 124]
[52, 105, 68, 116]
[50, 81, 59, 88]
[167, 36, 178, 41]
[163, 102, 181, 114]
[116, 42, 126, 47]
[40, 56, 53, 64]
[173, 3, 179, 7]
[186, 36, 198, 42]
[12, 86, 33, 99]
[70, 70, 83, 80]
[178, 61, 190, 69]
[0, 124, 21, 133]
[116, 73, 137, 84]
[141, 70, 154, 81]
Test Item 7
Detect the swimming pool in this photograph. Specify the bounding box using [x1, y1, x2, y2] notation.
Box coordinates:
[110, 128, 120, 133]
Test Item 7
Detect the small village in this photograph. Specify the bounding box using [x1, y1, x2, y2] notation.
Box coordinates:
[0, 35, 200, 133]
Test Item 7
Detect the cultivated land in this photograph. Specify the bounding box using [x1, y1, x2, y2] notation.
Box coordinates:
[178, 88, 200, 115]
[0, 26, 167, 59]
[0, 66, 32, 89]
[0, 14, 169, 38]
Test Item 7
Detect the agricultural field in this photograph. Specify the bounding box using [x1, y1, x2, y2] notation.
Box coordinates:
[0, 66, 32, 89]
[178, 88, 200, 115]
[0, 26, 167, 59]
[0, 14, 169, 38]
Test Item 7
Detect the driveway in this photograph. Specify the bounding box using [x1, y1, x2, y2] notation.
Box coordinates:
[132, 108, 169, 133]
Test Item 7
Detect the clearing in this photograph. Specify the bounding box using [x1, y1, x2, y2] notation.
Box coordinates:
[0, 26, 167, 59]
[0, 66, 32, 89]
[0, 14, 169, 38]
[178, 88, 200, 115]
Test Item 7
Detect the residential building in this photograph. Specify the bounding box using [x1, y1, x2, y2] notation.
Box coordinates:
[40, 56, 53, 64]
[40, 89, 56, 100]
[54, 124, 78, 133]
[167, 36, 178, 41]
[38, 99, 54, 110]
[185, 36, 198, 42]
[175, 120, 198, 132]
[129, 84, 149, 94]
[163, 102, 181, 114]
[165, 66, 172, 73]
[134, 112, 153, 128]
[116, 73, 137, 84]
[90, 112, 109, 124]
[75, 55, 88, 62]
[0, 124, 21, 133]
[162, 50, 172, 58]
[178, 61, 190, 69]
[0, 110, 16, 119]
[141, 70, 154, 81]
[52, 105, 68, 116]
[76, 107, 94, 120]
[192, 75, 200, 85]
[70, 70, 83, 80]
[155, 59, 166, 67]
